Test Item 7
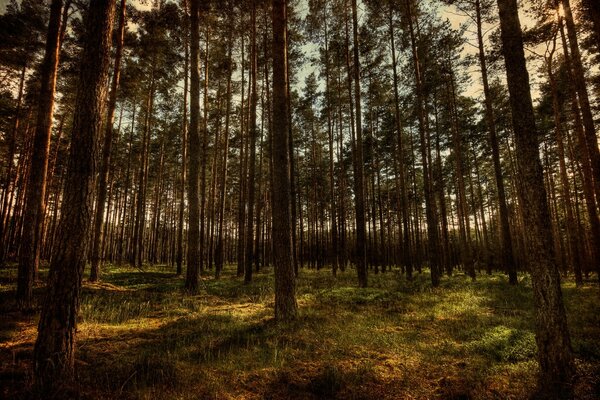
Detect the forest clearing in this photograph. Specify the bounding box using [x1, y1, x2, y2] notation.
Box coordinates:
[1, 0, 600, 398]
[1, 265, 599, 399]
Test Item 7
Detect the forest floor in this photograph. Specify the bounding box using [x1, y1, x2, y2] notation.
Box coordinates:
[0, 264, 599, 400]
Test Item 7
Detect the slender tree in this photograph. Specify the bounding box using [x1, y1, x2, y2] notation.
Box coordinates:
[350, 0, 368, 288]
[271, 0, 297, 320]
[16, 0, 63, 309]
[245, 0, 258, 284]
[185, 0, 201, 292]
[90, 0, 127, 282]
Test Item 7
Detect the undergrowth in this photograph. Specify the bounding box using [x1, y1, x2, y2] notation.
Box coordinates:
[0, 264, 598, 399]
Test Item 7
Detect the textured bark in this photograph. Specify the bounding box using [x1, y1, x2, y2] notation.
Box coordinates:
[215, 2, 233, 279]
[389, 6, 412, 278]
[177, 0, 189, 276]
[407, 0, 440, 286]
[272, 0, 297, 321]
[547, 48, 582, 285]
[199, 23, 210, 273]
[0, 65, 25, 266]
[475, 0, 516, 284]
[323, 8, 339, 275]
[245, 0, 258, 284]
[90, 0, 126, 282]
[448, 71, 475, 280]
[16, 0, 63, 310]
[33, 0, 115, 391]
[185, 0, 201, 292]
[558, 15, 600, 278]
[561, 0, 600, 206]
[350, 0, 367, 287]
[496, 0, 574, 396]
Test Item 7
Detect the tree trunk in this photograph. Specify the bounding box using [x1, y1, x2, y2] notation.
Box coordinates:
[389, 6, 412, 278]
[177, 0, 189, 276]
[33, 0, 116, 391]
[271, 0, 297, 321]
[406, 0, 440, 286]
[199, 23, 210, 273]
[215, 2, 233, 279]
[244, 0, 258, 284]
[349, 0, 367, 287]
[558, 15, 600, 279]
[561, 0, 600, 205]
[185, 0, 202, 292]
[16, 0, 63, 310]
[496, 0, 574, 396]
[90, 0, 126, 282]
[475, 0, 516, 284]
[547, 48, 582, 285]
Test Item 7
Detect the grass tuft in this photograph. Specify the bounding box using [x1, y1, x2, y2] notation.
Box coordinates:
[0, 264, 598, 399]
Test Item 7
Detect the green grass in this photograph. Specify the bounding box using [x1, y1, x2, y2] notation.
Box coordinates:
[0, 264, 598, 399]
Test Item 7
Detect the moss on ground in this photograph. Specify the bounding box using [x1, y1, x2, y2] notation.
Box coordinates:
[0, 264, 598, 399]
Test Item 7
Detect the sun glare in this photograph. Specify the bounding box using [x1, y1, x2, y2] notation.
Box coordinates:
[557, 3, 565, 18]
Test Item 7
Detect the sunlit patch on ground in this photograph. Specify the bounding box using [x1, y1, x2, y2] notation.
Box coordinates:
[0, 264, 598, 399]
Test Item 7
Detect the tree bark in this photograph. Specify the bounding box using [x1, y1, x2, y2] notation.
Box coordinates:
[177, 0, 190, 276]
[496, 0, 574, 396]
[350, 0, 367, 287]
[561, 0, 600, 206]
[33, 0, 116, 391]
[389, 6, 412, 278]
[16, 0, 63, 310]
[271, 0, 297, 321]
[90, 0, 126, 282]
[475, 0, 516, 284]
[185, 0, 202, 292]
[215, 2, 234, 279]
[406, 0, 440, 286]
[245, 0, 258, 284]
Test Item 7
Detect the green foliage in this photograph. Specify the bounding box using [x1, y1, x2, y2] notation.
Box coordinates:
[1, 264, 599, 399]
[467, 326, 537, 362]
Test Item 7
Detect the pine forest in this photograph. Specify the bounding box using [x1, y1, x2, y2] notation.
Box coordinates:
[0, 0, 599, 398]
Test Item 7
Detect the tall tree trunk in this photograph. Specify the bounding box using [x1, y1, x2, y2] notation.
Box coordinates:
[244, 0, 258, 284]
[90, 0, 126, 282]
[0, 64, 26, 266]
[185, 0, 202, 292]
[547, 46, 582, 285]
[475, 0, 516, 284]
[323, 7, 338, 276]
[237, 27, 247, 277]
[496, 0, 574, 396]
[177, 0, 189, 276]
[16, 0, 64, 310]
[132, 74, 154, 268]
[406, 0, 440, 286]
[560, 0, 600, 205]
[350, 0, 367, 288]
[215, 2, 233, 279]
[558, 15, 600, 278]
[448, 70, 475, 280]
[199, 22, 210, 273]
[389, 7, 412, 278]
[271, 0, 297, 320]
[33, 0, 116, 390]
